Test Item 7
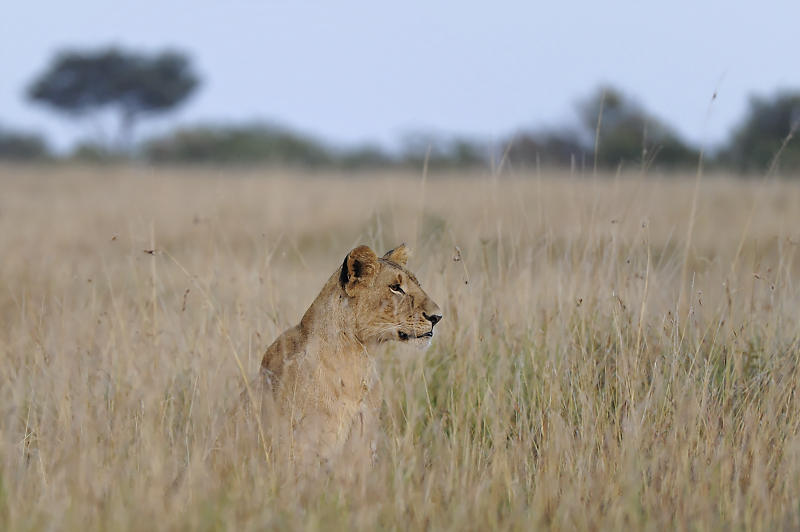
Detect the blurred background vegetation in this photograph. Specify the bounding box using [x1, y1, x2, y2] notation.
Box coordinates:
[4, 46, 800, 174]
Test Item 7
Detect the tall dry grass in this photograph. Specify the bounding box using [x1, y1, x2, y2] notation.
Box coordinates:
[1, 164, 800, 530]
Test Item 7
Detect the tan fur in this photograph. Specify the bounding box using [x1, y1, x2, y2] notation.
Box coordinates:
[258, 244, 442, 467]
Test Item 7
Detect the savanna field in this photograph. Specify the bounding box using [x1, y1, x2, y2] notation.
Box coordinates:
[2, 164, 800, 530]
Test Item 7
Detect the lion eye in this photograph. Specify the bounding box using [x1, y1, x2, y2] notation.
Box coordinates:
[389, 283, 404, 295]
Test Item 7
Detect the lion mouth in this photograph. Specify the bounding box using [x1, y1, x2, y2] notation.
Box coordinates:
[398, 330, 433, 341]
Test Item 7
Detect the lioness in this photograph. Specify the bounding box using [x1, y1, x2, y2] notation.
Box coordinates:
[258, 244, 442, 467]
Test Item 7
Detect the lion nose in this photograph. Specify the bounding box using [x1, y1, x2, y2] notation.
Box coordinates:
[424, 313, 442, 327]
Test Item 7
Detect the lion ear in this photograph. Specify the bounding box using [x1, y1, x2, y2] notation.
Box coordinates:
[382, 243, 410, 266]
[339, 245, 379, 296]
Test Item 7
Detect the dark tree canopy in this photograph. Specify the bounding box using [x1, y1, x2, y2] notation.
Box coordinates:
[28, 47, 200, 149]
[721, 91, 800, 172]
[0, 126, 49, 160]
[506, 86, 698, 172]
[578, 86, 698, 170]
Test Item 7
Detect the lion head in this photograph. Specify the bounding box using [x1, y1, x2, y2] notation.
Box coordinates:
[338, 244, 442, 348]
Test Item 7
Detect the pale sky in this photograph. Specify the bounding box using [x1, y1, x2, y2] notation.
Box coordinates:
[2, 0, 798, 152]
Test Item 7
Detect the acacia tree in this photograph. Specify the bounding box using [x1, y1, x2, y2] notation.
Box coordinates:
[27, 48, 200, 151]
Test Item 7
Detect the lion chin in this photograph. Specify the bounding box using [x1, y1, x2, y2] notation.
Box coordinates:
[397, 329, 434, 350]
[255, 243, 442, 469]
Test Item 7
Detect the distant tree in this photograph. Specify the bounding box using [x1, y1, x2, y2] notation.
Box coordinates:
[0, 126, 49, 160]
[338, 144, 392, 169]
[144, 123, 333, 166]
[506, 129, 587, 169]
[399, 132, 487, 169]
[27, 47, 199, 150]
[720, 91, 800, 173]
[578, 86, 698, 170]
[69, 141, 125, 163]
[449, 139, 487, 167]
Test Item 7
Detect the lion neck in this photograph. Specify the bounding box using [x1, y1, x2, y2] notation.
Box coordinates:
[298, 271, 368, 359]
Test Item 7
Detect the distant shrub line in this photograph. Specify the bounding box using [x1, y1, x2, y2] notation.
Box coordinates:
[4, 86, 800, 174]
